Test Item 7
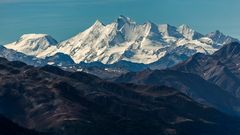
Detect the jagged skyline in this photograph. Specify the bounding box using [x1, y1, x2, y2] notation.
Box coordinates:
[0, 0, 239, 44]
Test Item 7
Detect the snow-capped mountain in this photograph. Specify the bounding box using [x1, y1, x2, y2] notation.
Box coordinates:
[207, 30, 239, 46]
[158, 24, 183, 39]
[177, 24, 203, 40]
[51, 16, 168, 64]
[5, 34, 58, 56]
[4, 16, 239, 67]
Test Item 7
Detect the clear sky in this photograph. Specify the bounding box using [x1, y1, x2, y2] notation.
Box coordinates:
[0, 0, 239, 44]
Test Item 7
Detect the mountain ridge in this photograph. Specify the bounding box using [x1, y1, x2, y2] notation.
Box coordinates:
[4, 16, 239, 67]
[0, 57, 240, 135]
[173, 42, 240, 98]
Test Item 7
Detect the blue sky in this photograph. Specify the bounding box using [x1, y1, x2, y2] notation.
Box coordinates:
[0, 0, 239, 44]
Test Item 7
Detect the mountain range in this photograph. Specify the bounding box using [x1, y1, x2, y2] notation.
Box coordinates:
[174, 42, 240, 98]
[1, 16, 240, 135]
[3, 16, 239, 72]
[0, 57, 240, 135]
[115, 42, 240, 116]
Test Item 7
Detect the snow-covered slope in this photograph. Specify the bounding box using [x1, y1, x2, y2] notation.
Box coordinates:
[0, 45, 75, 68]
[5, 34, 58, 57]
[207, 30, 239, 46]
[0, 45, 44, 66]
[177, 24, 203, 40]
[44, 53, 75, 66]
[4, 16, 239, 66]
[51, 16, 168, 64]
